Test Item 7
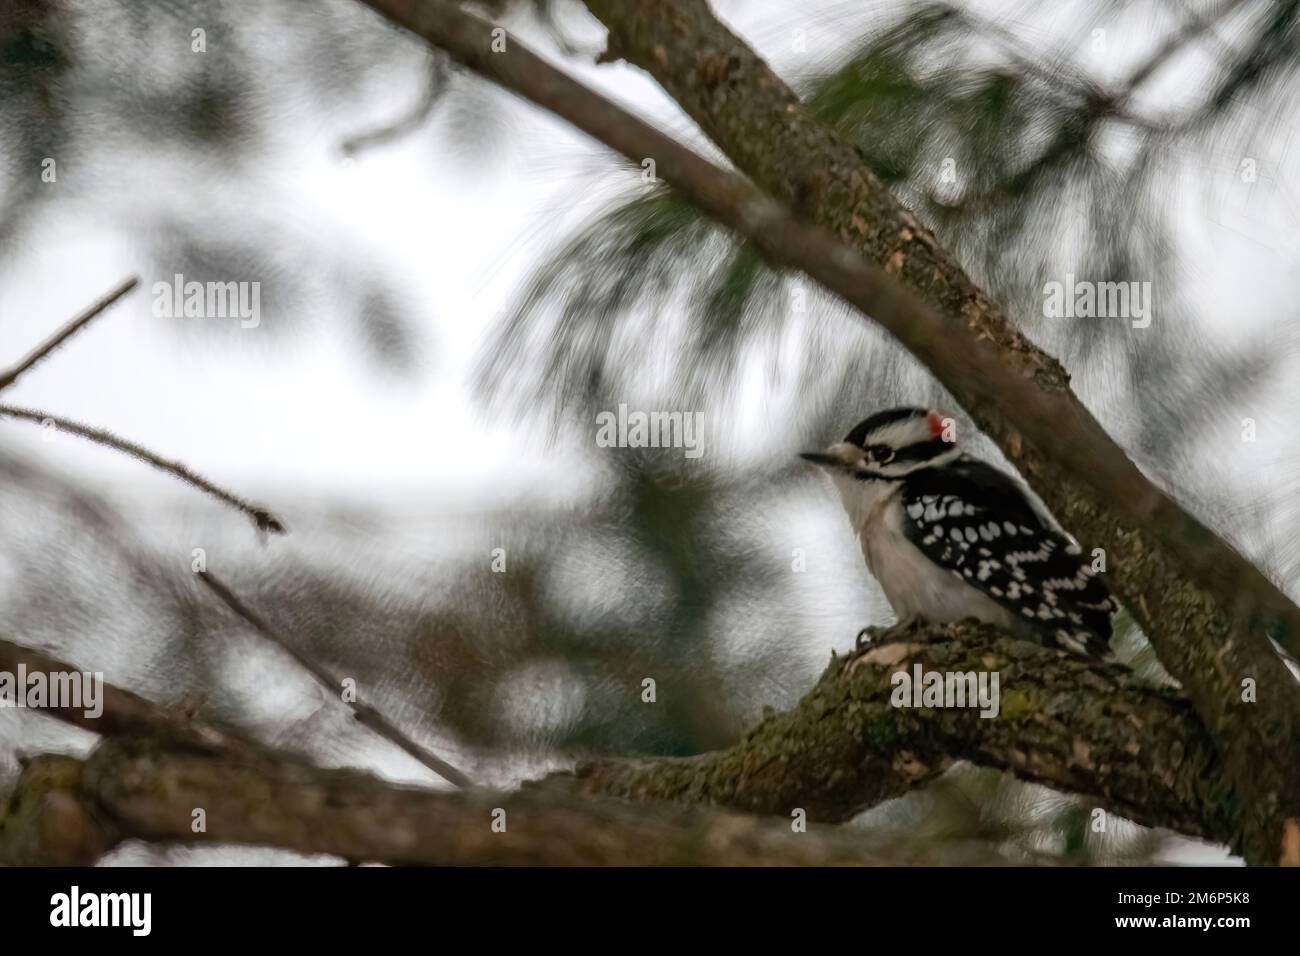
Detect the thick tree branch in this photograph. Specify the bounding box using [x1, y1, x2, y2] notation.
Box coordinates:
[0, 638, 243, 754]
[1, 626, 1231, 865]
[354, 0, 1300, 862]
[1, 736, 1038, 867]
[555, 623, 1240, 847]
[0, 756, 119, 866]
[88, 736, 1031, 865]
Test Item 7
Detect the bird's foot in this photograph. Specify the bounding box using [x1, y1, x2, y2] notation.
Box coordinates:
[851, 616, 922, 657]
[879, 615, 926, 644]
[853, 626, 879, 652]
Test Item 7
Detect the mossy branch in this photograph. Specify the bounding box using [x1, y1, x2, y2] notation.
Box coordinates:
[0, 624, 1238, 864]
[2, 737, 1037, 867]
[555, 622, 1240, 848]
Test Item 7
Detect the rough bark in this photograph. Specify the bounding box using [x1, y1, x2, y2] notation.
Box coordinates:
[554, 623, 1239, 846]
[0, 736, 1035, 867]
[354, 0, 1300, 863]
[0, 628, 1238, 864]
[0, 638, 243, 754]
[0, 756, 119, 866]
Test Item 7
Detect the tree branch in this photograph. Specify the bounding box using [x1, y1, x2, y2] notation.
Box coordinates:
[195, 571, 473, 789]
[65, 735, 1026, 866]
[0, 755, 119, 867]
[555, 623, 1239, 847]
[353, 0, 1299, 862]
[0, 278, 138, 393]
[0, 404, 286, 534]
[0, 732, 1043, 866]
[0, 623, 1235, 864]
[0, 637, 244, 754]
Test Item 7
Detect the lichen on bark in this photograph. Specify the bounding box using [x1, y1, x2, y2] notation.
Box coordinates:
[562, 622, 1240, 846]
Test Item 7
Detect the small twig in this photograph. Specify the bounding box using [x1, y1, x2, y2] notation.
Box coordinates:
[0, 404, 286, 534]
[1120, 0, 1252, 93]
[195, 570, 473, 789]
[0, 277, 139, 393]
[339, 54, 450, 157]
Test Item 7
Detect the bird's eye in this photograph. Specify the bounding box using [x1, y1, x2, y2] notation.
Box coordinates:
[868, 445, 895, 464]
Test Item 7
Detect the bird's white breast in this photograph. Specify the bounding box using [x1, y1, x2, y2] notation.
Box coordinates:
[830, 473, 1017, 629]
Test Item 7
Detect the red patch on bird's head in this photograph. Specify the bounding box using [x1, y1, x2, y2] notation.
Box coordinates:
[926, 410, 948, 440]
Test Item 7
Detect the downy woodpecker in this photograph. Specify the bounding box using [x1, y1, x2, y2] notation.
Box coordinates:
[802, 406, 1116, 657]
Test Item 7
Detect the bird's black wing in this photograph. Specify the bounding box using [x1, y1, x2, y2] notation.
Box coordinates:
[898, 455, 1116, 657]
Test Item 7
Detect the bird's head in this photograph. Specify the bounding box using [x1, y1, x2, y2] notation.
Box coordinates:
[800, 406, 959, 481]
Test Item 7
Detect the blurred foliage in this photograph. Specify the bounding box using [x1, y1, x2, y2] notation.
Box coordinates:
[482, 0, 1298, 441]
[479, 0, 1300, 623]
[473, 0, 1300, 862]
[4, 0, 1295, 865]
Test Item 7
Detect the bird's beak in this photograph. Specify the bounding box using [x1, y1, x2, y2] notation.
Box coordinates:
[799, 452, 841, 467]
[799, 442, 862, 470]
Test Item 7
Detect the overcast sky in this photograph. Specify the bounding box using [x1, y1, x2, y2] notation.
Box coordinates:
[1, 0, 1297, 522]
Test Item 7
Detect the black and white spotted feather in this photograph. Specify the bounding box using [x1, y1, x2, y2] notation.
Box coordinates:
[802, 406, 1119, 659]
[899, 455, 1115, 657]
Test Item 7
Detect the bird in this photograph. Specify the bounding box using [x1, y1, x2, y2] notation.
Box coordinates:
[801, 406, 1116, 658]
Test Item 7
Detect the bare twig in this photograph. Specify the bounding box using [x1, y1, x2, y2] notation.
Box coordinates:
[195, 570, 473, 789]
[0, 277, 139, 393]
[927, 0, 1251, 212]
[0, 404, 286, 534]
[1121, 0, 1253, 93]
